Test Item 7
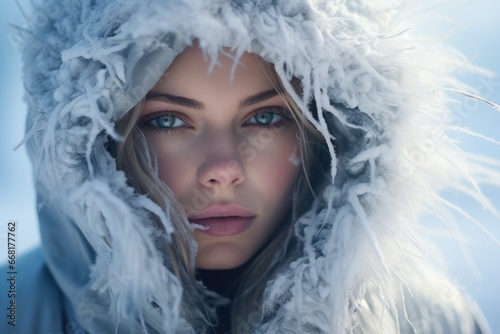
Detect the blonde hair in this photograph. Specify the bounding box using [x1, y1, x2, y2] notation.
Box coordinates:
[114, 55, 328, 333]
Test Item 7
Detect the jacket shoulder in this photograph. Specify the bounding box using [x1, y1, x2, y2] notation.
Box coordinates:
[0, 247, 67, 334]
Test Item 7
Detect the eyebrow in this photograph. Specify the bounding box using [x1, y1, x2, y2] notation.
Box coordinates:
[146, 92, 204, 109]
[240, 89, 279, 108]
[145, 89, 279, 110]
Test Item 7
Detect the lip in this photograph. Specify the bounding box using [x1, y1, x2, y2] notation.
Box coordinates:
[189, 204, 256, 237]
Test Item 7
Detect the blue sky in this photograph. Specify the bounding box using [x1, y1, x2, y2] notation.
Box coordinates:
[1, 0, 499, 331]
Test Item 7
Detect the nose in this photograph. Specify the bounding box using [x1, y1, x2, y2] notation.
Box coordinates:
[197, 133, 246, 189]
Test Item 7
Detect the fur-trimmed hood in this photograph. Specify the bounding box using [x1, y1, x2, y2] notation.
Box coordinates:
[7, 0, 499, 333]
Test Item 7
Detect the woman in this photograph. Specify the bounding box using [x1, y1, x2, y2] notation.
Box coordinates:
[1, 0, 497, 333]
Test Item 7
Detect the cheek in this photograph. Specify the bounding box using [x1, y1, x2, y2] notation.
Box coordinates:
[147, 136, 196, 197]
[258, 153, 298, 194]
[249, 130, 300, 211]
[157, 156, 185, 194]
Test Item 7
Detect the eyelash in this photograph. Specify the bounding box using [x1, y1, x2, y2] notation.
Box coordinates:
[138, 107, 292, 133]
[246, 107, 292, 129]
[139, 111, 190, 134]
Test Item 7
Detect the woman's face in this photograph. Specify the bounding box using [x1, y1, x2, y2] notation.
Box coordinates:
[139, 45, 300, 269]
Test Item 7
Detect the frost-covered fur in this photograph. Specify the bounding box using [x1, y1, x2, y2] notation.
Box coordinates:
[6, 0, 499, 333]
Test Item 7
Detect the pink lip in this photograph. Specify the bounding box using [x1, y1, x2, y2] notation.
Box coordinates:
[189, 204, 256, 237]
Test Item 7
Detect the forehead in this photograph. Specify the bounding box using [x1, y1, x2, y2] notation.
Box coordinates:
[151, 45, 273, 96]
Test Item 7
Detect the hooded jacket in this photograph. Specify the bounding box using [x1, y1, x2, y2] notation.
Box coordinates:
[1, 0, 498, 333]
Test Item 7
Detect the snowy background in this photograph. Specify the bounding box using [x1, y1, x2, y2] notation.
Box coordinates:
[1, 1, 499, 332]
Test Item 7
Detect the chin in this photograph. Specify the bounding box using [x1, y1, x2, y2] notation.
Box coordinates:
[195, 241, 253, 270]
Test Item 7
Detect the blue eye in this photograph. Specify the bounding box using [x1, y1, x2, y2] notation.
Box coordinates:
[247, 108, 290, 127]
[146, 115, 187, 129]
